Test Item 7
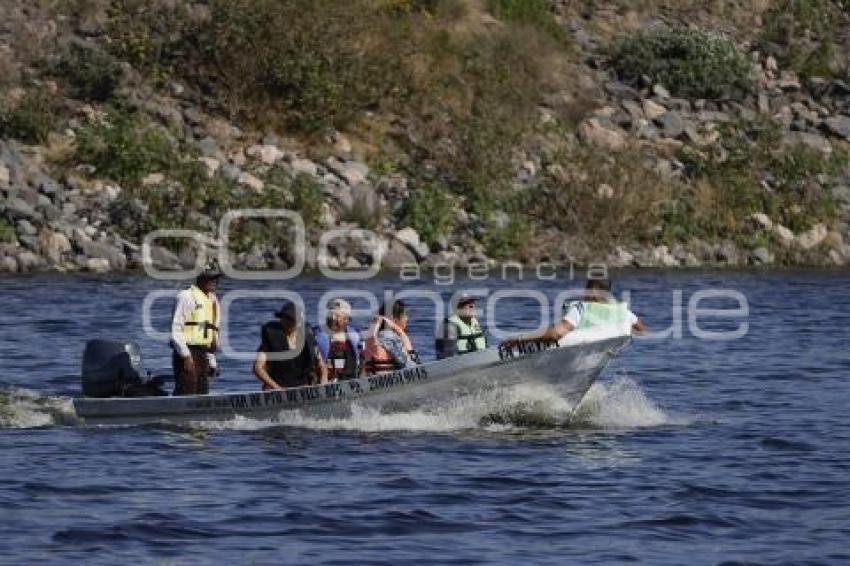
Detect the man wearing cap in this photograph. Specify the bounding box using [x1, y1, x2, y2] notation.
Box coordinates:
[436, 294, 487, 359]
[314, 299, 363, 380]
[253, 301, 328, 390]
[170, 265, 222, 395]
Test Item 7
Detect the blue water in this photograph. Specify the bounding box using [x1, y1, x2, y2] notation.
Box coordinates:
[1, 271, 849, 564]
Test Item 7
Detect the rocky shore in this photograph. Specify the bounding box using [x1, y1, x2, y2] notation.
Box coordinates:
[1, 0, 849, 274]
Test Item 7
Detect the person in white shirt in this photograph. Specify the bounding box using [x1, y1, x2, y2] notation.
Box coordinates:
[503, 278, 645, 347]
[170, 265, 222, 395]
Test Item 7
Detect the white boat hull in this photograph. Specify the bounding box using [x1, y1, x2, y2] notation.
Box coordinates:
[73, 326, 632, 425]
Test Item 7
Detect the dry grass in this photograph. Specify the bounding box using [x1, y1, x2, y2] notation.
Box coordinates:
[561, 0, 769, 42]
[531, 145, 680, 249]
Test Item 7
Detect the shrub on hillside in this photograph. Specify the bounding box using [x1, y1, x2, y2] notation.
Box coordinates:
[532, 147, 678, 247]
[760, 0, 847, 78]
[106, 0, 408, 132]
[0, 88, 58, 144]
[488, 0, 571, 47]
[0, 218, 17, 243]
[611, 27, 755, 99]
[679, 117, 846, 235]
[106, 0, 192, 81]
[58, 42, 123, 102]
[400, 182, 458, 247]
[75, 111, 176, 187]
[290, 174, 326, 230]
[405, 26, 550, 214]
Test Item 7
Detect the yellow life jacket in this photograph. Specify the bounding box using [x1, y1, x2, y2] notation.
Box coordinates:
[447, 314, 487, 353]
[183, 285, 219, 347]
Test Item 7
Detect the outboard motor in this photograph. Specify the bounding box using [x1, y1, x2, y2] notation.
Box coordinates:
[81, 340, 167, 398]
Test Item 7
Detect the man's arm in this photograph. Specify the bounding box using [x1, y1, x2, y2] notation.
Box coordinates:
[171, 290, 195, 372]
[503, 319, 574, 347]
[313, 347, 328, 384]
[209, 292, 220, 352]
[253, 350, 282, 390]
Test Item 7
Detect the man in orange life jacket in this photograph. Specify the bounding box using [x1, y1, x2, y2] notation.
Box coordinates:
[170, 264, 222, 396]
[314, 299, 363, 380]
[363, 300, 419, 374]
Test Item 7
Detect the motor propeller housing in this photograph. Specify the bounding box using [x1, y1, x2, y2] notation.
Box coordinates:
[81, 339, 166, 398]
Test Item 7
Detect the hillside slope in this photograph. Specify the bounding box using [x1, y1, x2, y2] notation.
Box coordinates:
[1, 0, 849, 272]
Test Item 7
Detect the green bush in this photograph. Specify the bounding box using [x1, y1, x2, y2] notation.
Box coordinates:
[106, 0, 192, 81]
[58, 42, 122, 102]
[290, 174, 325, 230]
[481, 208, 533, 259]
[405, 28, 545, 215]
[760, 0, 844, 78]
[400, 182, 457, 246]
[488, 0, 570, 47]
[611, 27, 755, 99]
[679, 117, 845, 235]
[75, 111, 176, 187]
[110, 0, 409, 132]
[0, 218, 17, 243]
[0, 88, 58, 144]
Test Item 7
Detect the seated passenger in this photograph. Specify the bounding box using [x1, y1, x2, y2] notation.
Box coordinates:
[314, 299, 363, 381]
[503, 278, 645, 347]
[436, 294, 487, 359]
[253, 301, 328, 390]
[363, 300, 418, 374]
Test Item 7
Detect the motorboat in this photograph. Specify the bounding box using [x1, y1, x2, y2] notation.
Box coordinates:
[73, 323, 632, 425]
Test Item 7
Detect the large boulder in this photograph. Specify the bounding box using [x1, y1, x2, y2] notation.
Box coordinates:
[326, 157, 369, 186]
[824, 116, 850, 140]
[788, 132, 832, 155]
[394, 227, 429, 260]
[796, 223, 828, 250]
[85, 257, 111, 273]
[5, 197, 36, 220]
[578, 118, 625, 151]
[716, 240, 741, 265]
[80, 239, 127, 270]
[198, 157, 220, 178]
[147, 245, 182, 271]
[642, 99, 667, 121]
[290, 158, 318, 177]
[39, 230, 72, 263]
[651, 245, 679, 267]
[773, 224, 795, 247]
[16, 251, 43, 272]
[749, 246, 773, 265]
[350, 182, 380, 219]
[237, 172, 264, 192]
[0, 255, 17, 272]
[382, 237, 417, 268]
[246, 144, 284, 165]
[654, 111, 684, 139]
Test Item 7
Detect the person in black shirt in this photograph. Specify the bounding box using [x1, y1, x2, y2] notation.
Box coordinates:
[253, 301, 328, 390]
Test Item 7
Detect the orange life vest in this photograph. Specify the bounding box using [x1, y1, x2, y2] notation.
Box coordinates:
[363, 329, 413, 374]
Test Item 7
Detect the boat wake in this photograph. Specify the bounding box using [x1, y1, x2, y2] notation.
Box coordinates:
[0, 388, 79, 429]
[0, 376, 687, 433]
[196, 376, 686, 434]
